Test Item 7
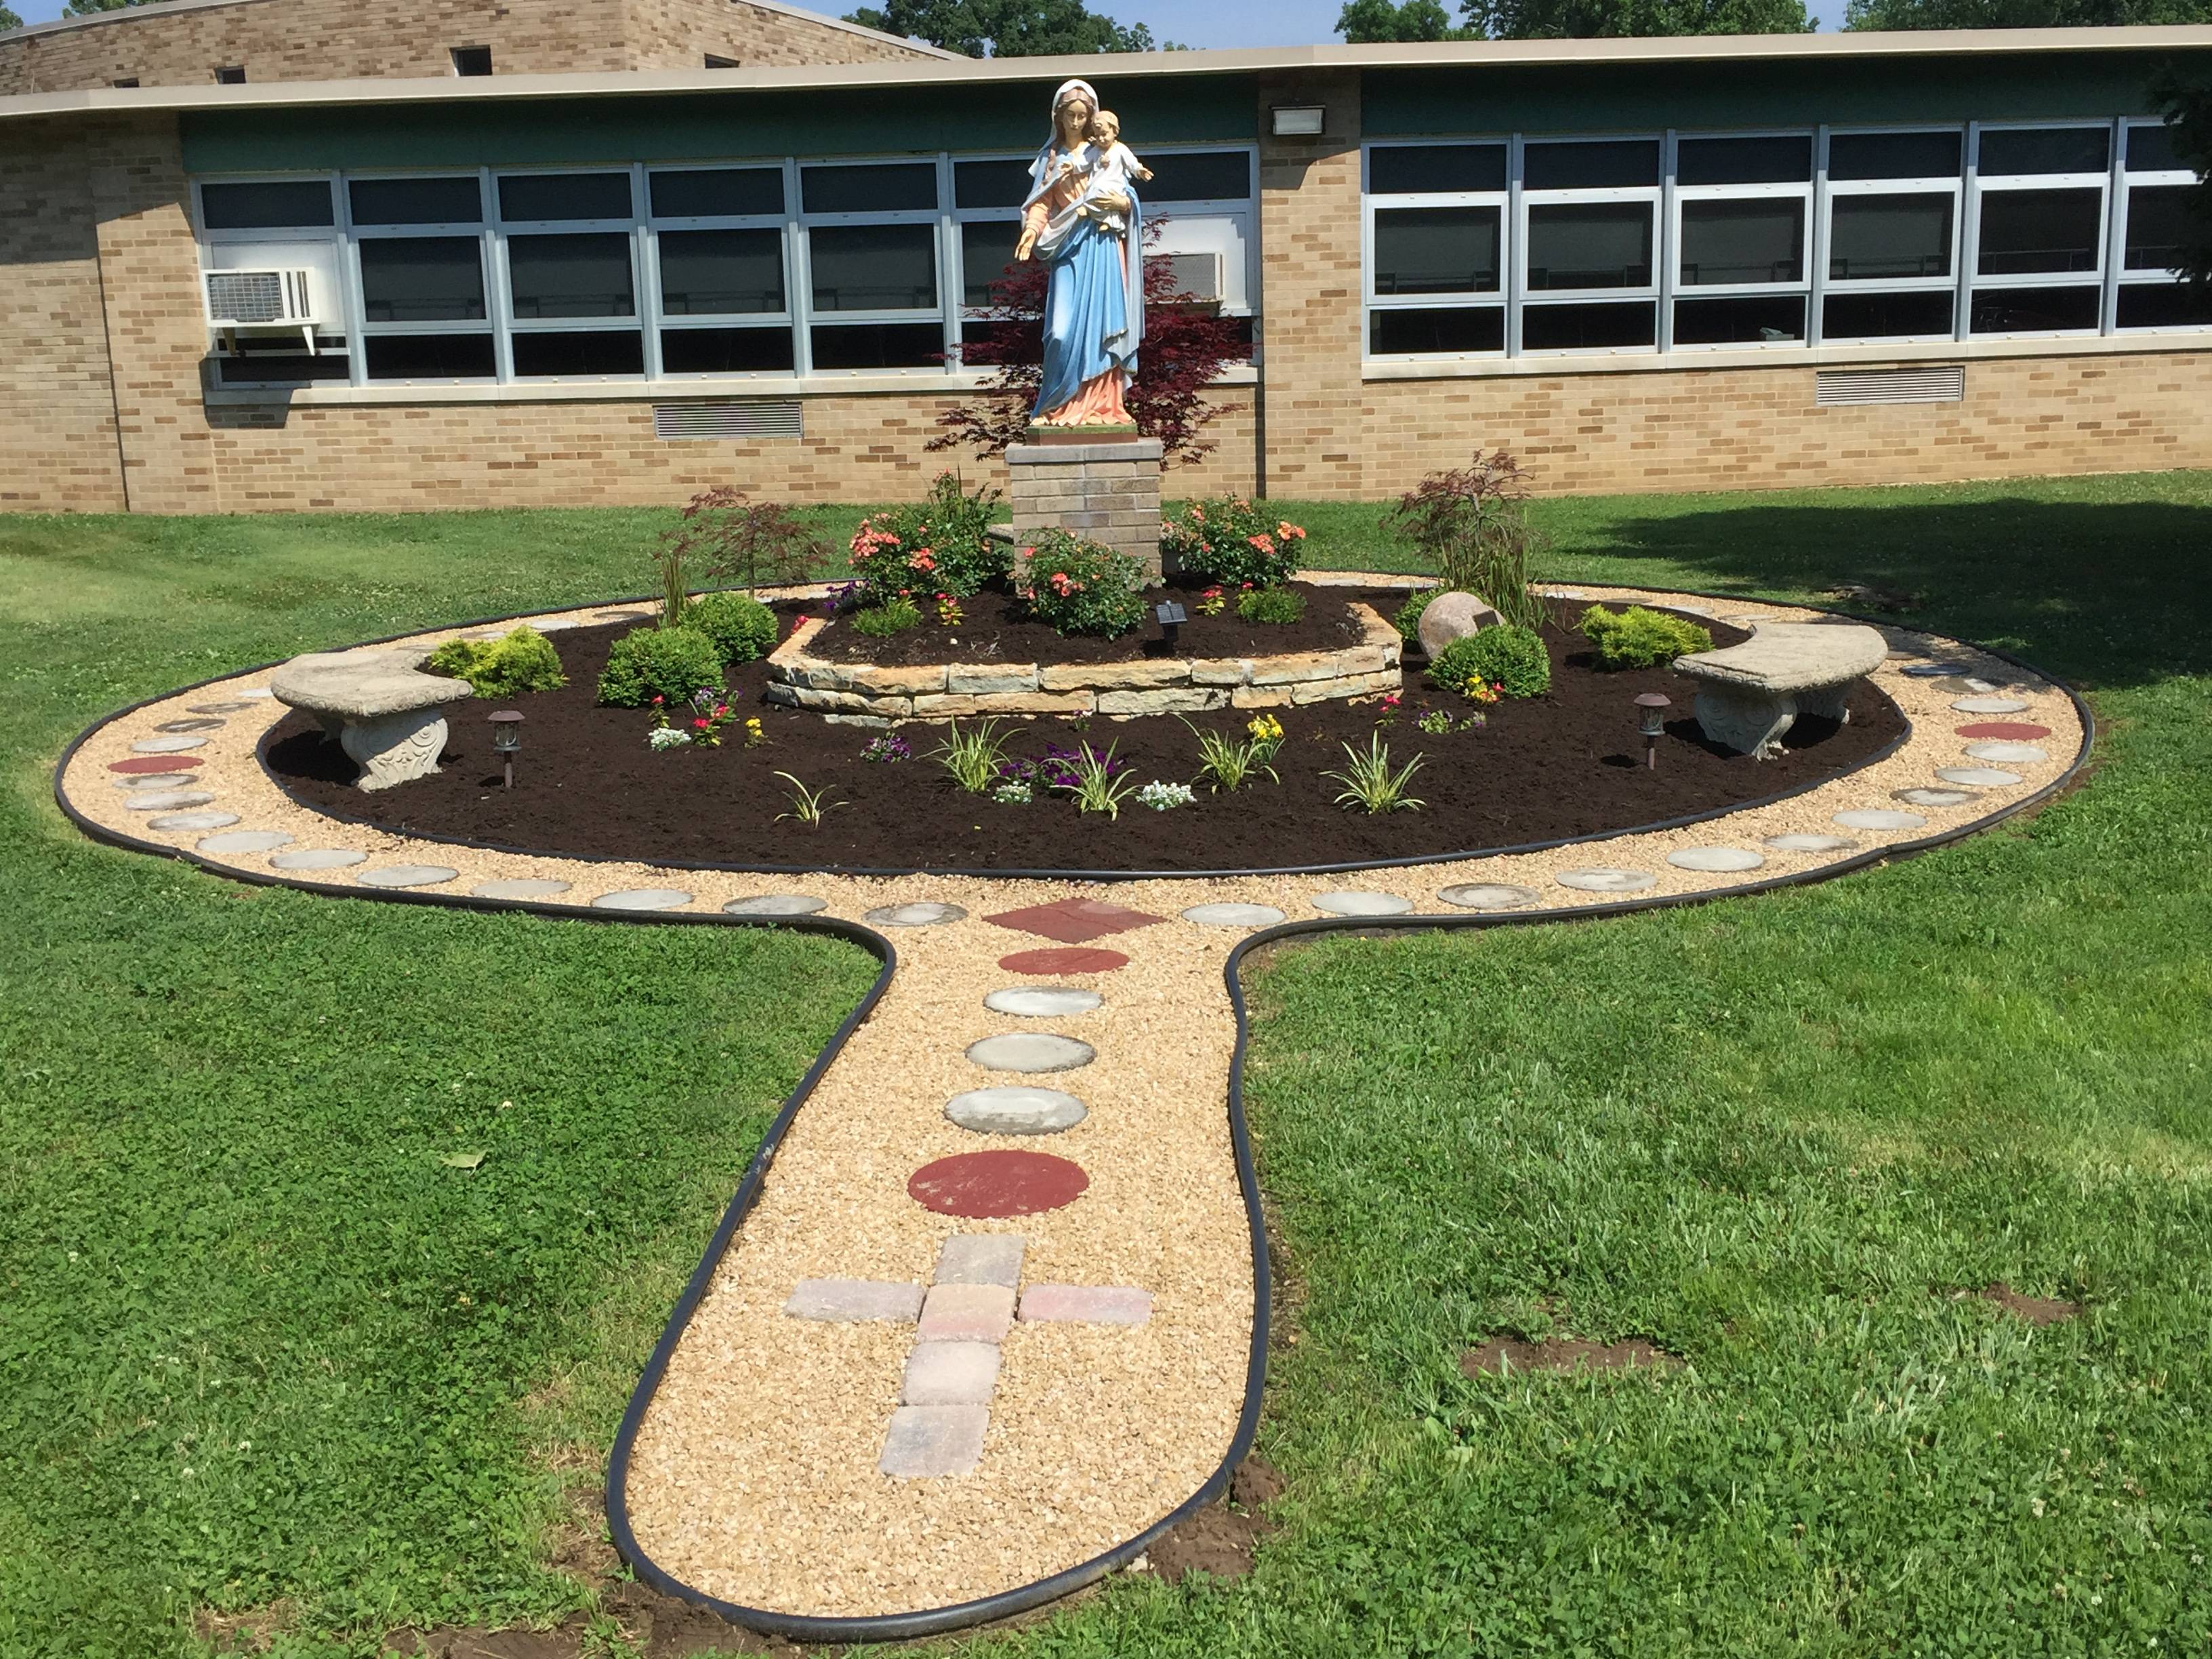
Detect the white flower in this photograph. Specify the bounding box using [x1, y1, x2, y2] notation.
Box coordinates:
[648, 726, 692, 751]
[1136, 780, 1195, 811]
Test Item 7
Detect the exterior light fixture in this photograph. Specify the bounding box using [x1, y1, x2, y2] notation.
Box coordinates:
[1271, 105, 1326, 137]
[1154, 599, 1189, 651]
[487, 708, 523, 789]
[1634, 692, 1671, 768]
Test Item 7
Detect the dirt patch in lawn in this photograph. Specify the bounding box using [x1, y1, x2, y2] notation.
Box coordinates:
[1978, 1282, 2081, 1326]
[1460, 1336, 1683, 1378]
[1144, 1456, 1284, 1586]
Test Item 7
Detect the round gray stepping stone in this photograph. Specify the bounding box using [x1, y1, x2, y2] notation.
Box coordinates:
[1724, 615, 1766, 628]
[1895, 787, 1975, 808]
[1938, 766, 2024, 787]
[124, 789, 214, 811]
[1936, 676, 2001, 696]
[1833, 808, 1928, 831]
[114, 773, 194, 791]
[471, 878, 573, 900]
[595, 611, 652, 623]
[945, 1086, 1088, 1134]
[1181, 902, 1286, 928]
[1311, 890, 1414, 917]
[234, 688, 274, 699]
[356, 865, 458, 888]
[1902, 661, 1976, 678]
[156, 716, 226, 734]
[1555, 867, 1658, 894]
[528, 617, 578, 632]
[965, 1032, 1094, 1073]
[1764, 832, 1858, 853]
[1438, 882, 1540, 911]
[1665, 846, 1765, 874]
[1964, 741, 2049, 764]
[197, 830, 293, 854]
[148, 810, 239, 831]
[984, 987, 1103, 1017]
[1951, 695, 2029, 715]
[865, 901, 968, 927]
[188, 700, 260, 714]
[724, 894, 827, 917]
[130, 733, 207, 754]
[591, 888, 691, 911]
[270, 847, 367, 871]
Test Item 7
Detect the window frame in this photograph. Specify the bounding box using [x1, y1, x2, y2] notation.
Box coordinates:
[2112, 118, 2209, 335]
[191, 172, 352, 388]
[1964, 119, 2114, 341]
[644, 159, 800, 379]
[1668, 127, 1814, 352]
[342, 169, 499, 386]
[1816, 125, 1964, 346]
[1515, 134, 1663, 358]
[1361, 138, 1513, 362]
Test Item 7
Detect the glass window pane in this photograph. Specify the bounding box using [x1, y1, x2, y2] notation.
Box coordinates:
[2127, 123, 2182, 173]
[498, 172, 632, 222]
[809, 321, 944, 369]
[1677, 135, 1811, 186]
[365, 333, 497, 379]
[1372, 206, 1501, 295]
[200, 181, 334, 229]
[961, 220, 1022, 306]
[660, 326, 797, 372]
[657, 228, 785, 314]
[507, 233, 635, 319]
[2115, 281, 2212, 329]
[348, 176, 481, 226]
[1672, 293, 1805, 344]
[1976, 188, 2101, 275]
[956, 159, 1034, 210]
[1969, 285, 2099, 333]
[1828, 193, 1953, 281]
[801, 163, 937, 215]
[1367, 143, 1507, 195]
[1828, 130, 1961, 182]
[1526, 202, 1652, 290]
[1523, 140, 1660, 191]
[649, 167, 783, 219]
[510, 330, 644, 375]
[216, 349, 350, 384]
[2125, 184, 2192, 271]
[1822, 289, 1953, 340]
[1521, 301, 1656, 350]
[1142, 150, 1254, 202]
[1368, 306, 1503, 354]
[810, 223, 937, 311]
[1679, 198, 1803, 285]
[1978, 127, 2110, 178]
[359, 237, 487, 322]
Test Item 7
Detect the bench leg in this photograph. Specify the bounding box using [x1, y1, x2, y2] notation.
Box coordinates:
[1797, 684, 1851, 724]
[1693, 685, 1795, 759]
[341, 708, 450, 792]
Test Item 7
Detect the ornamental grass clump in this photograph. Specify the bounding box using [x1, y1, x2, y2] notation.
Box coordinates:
[1183, 716, 1282, 792]
[1237, 585, 1306, 626]
[1579, 603, 1713, 670]
[596, 626, 723, 708]
[1019, 531, 1147, 638]
[685, 591, 780, 664]
[1326, 733, 1426, 815]
[934, 719, 1012, 794]
[1048, 740, 1137, 818]
[1386, 448, 1548, 632]
[1428, 626, 1551, 701]
[1160, 499, 1308, 590]
[426, 626, 567, 699]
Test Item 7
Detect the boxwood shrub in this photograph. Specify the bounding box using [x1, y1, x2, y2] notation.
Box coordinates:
[687, 590, 781, 663]
[1580, 603, 1713, 670]
[596, 626, 724, 707]
[425, 626, 567, 699]
[1428, 625, 1551, 699]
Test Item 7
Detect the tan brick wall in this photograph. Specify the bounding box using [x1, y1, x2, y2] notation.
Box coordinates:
[0, 0, 935, 96]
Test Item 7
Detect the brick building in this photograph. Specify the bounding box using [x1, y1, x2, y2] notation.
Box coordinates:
[1, 14, 2207, 514]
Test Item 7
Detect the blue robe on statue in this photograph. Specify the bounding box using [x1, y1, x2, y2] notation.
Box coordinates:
[1023, 147, 1145, 422]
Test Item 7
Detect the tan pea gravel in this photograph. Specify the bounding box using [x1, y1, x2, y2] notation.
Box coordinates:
[55, 584, 2085, 1619]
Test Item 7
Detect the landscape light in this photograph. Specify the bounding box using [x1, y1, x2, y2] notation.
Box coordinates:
[1634, 692, 1671, 769]
[487, 709, 523, 790]
[1154, 600, 1189, 651]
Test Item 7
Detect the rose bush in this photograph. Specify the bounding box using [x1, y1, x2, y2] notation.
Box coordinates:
[1017, 529, 1147, 638]
[1160, 498, 1307, 590]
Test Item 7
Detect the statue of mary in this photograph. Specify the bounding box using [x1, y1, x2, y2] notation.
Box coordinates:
[1016, 79, 1145, 428]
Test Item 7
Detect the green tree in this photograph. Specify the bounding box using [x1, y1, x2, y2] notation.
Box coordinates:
[1338, 0, 1475, 38]
[845, 0, 1175, 53]
[2155, 79, 2212, 283]
[62, 0, 180, 16]
[1845, 0, 2208, 24]
[1463, 0, 1807, 33]
[0, 2, 22, 26]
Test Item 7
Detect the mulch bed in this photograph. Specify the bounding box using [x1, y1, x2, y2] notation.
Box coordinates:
[263, 600, 1905, 875]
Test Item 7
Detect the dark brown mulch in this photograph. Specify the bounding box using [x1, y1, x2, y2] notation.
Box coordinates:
[1977, 1282, 2082, 1326]
[1459, 1337, 1683, 1378]
[1145, 1456, 1283, 1586]
[796, 581, 1386, 665]
[265, 601, 1904, 875]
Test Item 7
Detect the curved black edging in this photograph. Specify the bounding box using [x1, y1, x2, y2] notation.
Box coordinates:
[45, 598, 2095, 1645]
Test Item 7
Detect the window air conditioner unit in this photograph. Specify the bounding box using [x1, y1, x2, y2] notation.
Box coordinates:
[1153, 251, 1224, 305]
[205, 268, 321, 352]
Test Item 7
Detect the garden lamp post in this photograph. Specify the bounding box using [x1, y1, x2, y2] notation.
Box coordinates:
[488, 709, 523, 790]
[1153, 600, 1188, 652]
[1634, 692, 1671, 769]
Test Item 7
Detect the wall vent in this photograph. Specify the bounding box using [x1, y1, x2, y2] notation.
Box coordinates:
[652, 400, 803, 441]
[1815, 365, 1965, 407]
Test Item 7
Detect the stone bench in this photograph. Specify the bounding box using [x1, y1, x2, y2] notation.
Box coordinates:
[271, 645, 473, 791]
[1672, 622, 1887, 758]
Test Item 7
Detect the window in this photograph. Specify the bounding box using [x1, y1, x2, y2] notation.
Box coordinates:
[1969, 125, 2106, 336]
[497, 171, 641, 377]
[1822, 128, 1961, 342]
[1521, 138, 1660, 352]
[450, 45, 492, 76]
[647, 166, 793, 375]
[201, 180, 334, 229]
[703, 53, 739, 68]
[214, 64, 246, 84]
[1672, 131, 1811, 346]
[1364, 142, 1508, 357]
[797, 163, 941, 368]
[348, 173, 494, 381]
[2116, 119, 2209, 333]
[112, 77, 140, 88]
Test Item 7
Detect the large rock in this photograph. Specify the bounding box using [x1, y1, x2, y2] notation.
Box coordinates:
[1417, 591, 1502, 658]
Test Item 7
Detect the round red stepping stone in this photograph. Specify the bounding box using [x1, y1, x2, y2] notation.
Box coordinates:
[998, 946, 1129, 975]
[108, 755, 204, 774]
[1955, 721, 2051, 741]
[908, 1150, 1090, 1219]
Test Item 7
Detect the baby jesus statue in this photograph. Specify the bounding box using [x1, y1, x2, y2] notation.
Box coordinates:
[1014, 106, 1150, 262]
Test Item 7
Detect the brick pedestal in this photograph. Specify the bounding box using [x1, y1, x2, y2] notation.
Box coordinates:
[1006, 436, 1164, 583]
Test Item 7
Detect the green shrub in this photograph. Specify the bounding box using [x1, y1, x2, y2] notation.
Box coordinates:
[851, 597, 922, 637]
[1160, 498, 1309, 589]
[1019, 529, 1147, 638]
[1393, 589, 1439, 644]
[1428, 625, 1551, 699]
[687, 590, 780, 663]
[1578, 603, 1713, 670]
[1237, 586, 1306, 626]
[596, 625, 724, 708]
[426, 626, 567, 698]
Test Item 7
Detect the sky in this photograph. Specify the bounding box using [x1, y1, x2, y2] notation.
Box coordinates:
[8, 0, 1841, 42]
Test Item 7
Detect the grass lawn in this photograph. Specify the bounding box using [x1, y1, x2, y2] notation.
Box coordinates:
[3, 470, 2210, 1656]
